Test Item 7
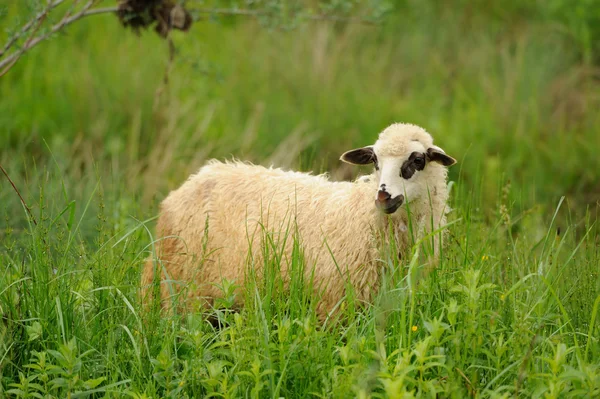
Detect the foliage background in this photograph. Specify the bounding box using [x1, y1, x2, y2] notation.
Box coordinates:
[0, 0, 599, 397]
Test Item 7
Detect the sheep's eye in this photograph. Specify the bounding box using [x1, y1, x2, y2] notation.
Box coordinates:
[414, 157, 425, 166]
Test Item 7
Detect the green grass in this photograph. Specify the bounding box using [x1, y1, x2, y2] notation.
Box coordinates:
[1, 1, 600, 397]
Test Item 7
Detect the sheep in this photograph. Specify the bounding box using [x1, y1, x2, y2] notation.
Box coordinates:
[141, 123, 457, 318]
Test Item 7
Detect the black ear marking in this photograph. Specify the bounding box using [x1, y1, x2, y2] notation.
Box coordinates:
[426, 147, 456, 167]
[340, 146, 377, 166]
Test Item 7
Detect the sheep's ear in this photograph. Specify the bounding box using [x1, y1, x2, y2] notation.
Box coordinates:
[340, 146, 376, 165]
[427, 146, 456, 167]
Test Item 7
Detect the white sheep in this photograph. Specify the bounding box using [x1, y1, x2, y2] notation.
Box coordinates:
[141, 123, 456, 318]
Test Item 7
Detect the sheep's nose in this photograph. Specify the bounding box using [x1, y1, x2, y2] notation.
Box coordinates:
[377, 190, 391, 202]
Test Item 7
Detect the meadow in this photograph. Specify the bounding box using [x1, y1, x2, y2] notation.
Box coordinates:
[1, 1, 599, 397]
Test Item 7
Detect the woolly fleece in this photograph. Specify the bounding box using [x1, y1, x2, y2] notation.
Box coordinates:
[141, 123, 454, 318]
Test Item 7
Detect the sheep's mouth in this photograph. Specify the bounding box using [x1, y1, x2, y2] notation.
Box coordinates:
[375, 194, 404, 214]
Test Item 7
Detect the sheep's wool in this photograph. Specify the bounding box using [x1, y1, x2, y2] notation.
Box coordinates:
[376, 123, 434, 157]
[141, 123, 454, 318]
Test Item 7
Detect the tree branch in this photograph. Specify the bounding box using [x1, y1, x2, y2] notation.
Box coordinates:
[189, 7, 377, 25]
[0, 2, 118, 76]
[0, 0, 66, 59]
[0, 2, 378, 77]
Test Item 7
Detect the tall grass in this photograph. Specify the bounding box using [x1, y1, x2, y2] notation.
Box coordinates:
[1, 169, 599, 396]
[1, 1, 599, 397]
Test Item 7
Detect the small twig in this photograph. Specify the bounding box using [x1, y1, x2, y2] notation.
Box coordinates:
[0, 2, 57, 75]
[79, 6, 119, 17]
[0, 3, 378, 76]
[0, 3, 119, 76]
[152, 37, 176, 112]
[0, 164, 37, 226]
[192, 8, 263, 17]
[0, 0, 66, 58]
[152, 7, 178, 112]
[189, 7, 377, 25]
[306, 14, 377, 24]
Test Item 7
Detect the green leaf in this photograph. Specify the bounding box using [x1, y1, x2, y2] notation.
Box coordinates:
[26, 321, 43, 342]
[84, 376, 106, 389]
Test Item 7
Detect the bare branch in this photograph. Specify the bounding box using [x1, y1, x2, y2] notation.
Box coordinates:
[0, 2, 118, 76]
[0, 0, 66, 59]
[0, 2, 379, 77]
[81, 6, 119, 17]
[189, 7, 377, 25]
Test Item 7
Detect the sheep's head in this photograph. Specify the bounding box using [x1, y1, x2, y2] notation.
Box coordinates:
[340, 123, 456, 214]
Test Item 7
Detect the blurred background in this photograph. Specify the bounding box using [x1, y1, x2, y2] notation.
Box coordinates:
[1, 0, 599, 234]
[2, 3, 600, 394]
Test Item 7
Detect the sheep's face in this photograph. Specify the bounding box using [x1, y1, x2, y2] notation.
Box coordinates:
[340, 124, 456, 215]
